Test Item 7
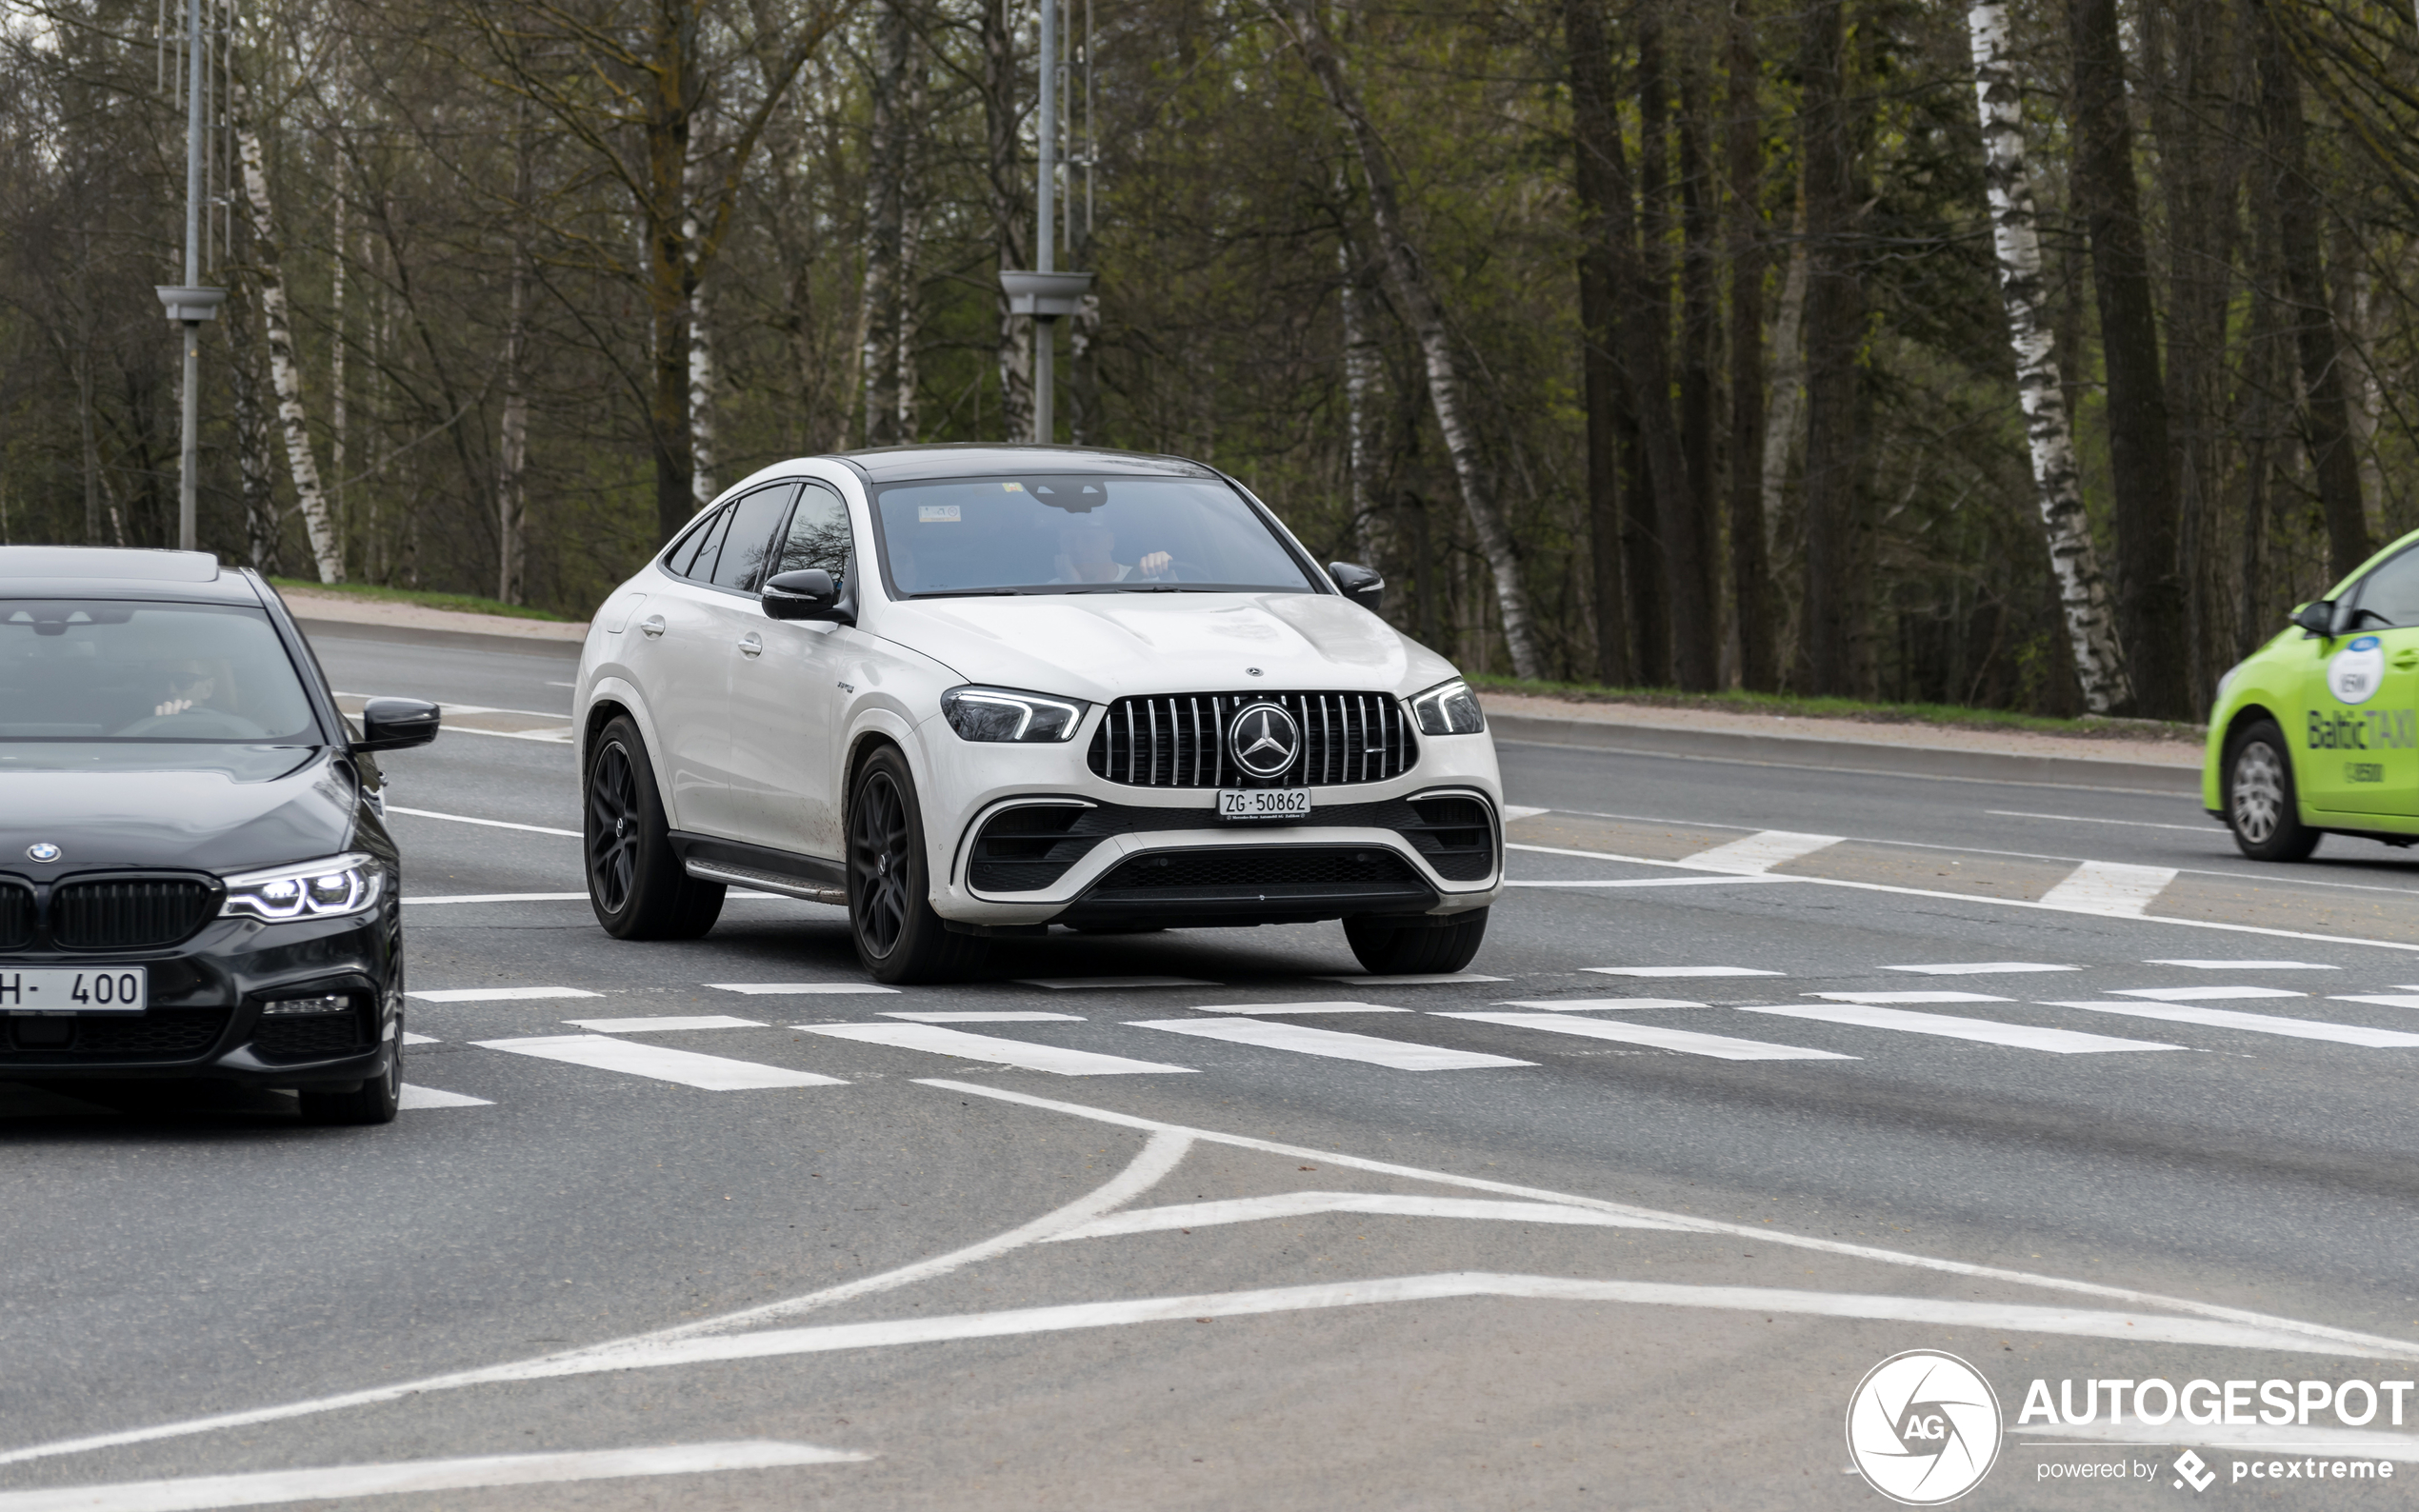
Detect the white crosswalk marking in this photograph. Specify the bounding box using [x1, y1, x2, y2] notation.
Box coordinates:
[409, 985, 601, 1004]
[2111, 986, 2303, 1002]
[1312, 973, 1510, 985]
[1015, 976, 1219, 990]
[707, 983, 897, 996]
[1584, 965, 1783, 979]
[2329, 995, 2419, 1010]
[1436, 1011, 1852, 1062]
[1676, 829, 1843, 874]
[564, 1016, 766, 1033]
[1739, 1003, 2180, 1054]
[1809, 990, 2011, 1005]
[797, 1023, 1194, 1076]
[1132, 1017, 1532, 1070]
[2046, 1001, 2419, 1048]
[475, 1035, 845, 1089]
[1184, 1001, 1410, 1015]
[398, 1084, 490, 1110]
[2147, 960, 2338, 970]
[1884, 963, 2078, 976]
[1495, 998, 1708, 1012]
[880, 1011, 1083, 1023]
[400, 1032, 440, 1045]
[2038, 861, 2178, 917]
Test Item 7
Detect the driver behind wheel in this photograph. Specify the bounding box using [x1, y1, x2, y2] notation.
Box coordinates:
[151, 659, 227, 719]
[1050, 521, 1172, 585]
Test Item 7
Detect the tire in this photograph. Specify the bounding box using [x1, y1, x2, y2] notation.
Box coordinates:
[585, 715, 724, 939]
[298, 1029, 401, 1126]
[1343, 907, 1489, 975]
[2224, 719, 2321, 862]
[848, 746, 989, 984]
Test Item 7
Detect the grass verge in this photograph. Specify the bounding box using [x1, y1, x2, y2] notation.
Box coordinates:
[1467, 674, 2206, 744]
[269, 577, 569, 623]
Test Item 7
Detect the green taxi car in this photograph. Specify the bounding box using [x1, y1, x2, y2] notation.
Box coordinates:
[2207, 530, 2419, 861]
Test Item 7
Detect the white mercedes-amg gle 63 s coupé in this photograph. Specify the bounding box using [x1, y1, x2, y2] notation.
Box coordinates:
[574, 446, 1504, 983]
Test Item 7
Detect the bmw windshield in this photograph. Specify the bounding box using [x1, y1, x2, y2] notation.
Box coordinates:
[869, 474, 1318, 596]
[0, 602, 322, 742]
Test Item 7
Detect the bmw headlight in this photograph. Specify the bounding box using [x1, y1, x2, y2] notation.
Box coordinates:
[1409, 679, 1486, 736]
[222, 853, 383, 921]
[940, 686, 1089, 743]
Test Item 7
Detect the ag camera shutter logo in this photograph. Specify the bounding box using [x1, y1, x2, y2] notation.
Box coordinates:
[2329, 634, 2386, 706]
[1846, 1350, 2002, 1504]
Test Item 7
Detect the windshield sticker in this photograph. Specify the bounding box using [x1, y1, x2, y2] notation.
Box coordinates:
[2329, 635, 2386, 705]
[918, 505, 961, 524]
[1001, 482, 1025, 492]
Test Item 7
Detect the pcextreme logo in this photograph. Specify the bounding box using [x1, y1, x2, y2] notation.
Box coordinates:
[1846, 1350, 2003, 1505]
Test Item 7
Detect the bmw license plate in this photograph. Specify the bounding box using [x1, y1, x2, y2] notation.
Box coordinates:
[0, 967, 148, 1014]
[1217, 788, 1312, 822]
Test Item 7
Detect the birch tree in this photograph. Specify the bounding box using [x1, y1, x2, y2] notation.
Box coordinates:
[1968, 0, 2130, 712]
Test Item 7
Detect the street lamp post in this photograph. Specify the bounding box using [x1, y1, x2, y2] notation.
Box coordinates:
[999, 0, 1090, 445]
[155, 0, 224, 551]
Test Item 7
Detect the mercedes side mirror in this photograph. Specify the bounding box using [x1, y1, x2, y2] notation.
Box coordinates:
[764, 568, 852, 624]
[354, 697, 440, 751]
[1329, 561, 1384, 614]
[2290, 600, 2336, 638]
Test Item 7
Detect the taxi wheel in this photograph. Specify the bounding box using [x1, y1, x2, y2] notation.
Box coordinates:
[848, 746, 990, 984]
[2225, 720, 2320, 863]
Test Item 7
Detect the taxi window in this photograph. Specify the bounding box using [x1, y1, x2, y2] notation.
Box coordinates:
[2349, 548, 2419, 629]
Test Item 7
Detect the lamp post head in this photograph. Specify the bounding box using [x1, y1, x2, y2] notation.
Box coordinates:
[155, 286, 227, 324]
[999, 269, 1095, 320]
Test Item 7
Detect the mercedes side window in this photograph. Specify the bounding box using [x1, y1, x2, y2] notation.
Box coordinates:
[669, 504, 732, 581]
[708, 485, 798, 593]
[774, 483, 853, 592]
[2348, 548, 2419, 630]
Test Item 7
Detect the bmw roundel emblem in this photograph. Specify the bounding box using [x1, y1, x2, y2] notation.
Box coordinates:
[25, 843, 60, 863]
[1227, 702, 1302, 780]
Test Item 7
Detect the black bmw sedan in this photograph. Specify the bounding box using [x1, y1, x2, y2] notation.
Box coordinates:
[0, 547, 436, 1124]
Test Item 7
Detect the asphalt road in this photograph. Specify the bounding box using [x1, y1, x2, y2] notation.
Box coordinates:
[7, 629, 2419, 1510]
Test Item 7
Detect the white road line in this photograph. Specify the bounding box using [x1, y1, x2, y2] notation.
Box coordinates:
[2045, 1001, 2419, 1048]
[1884, 962, 2079, 976]
[1988, 809, 2219, 833]
[2330, 995, 2419, 1010]
[2149, 959, 2340, 970]
[2037, 860, 2179, 917]
[1436, 1010, 1852, 1062]
[1583, 965, 1783, 978]
[1015, 976, 1220, 989]
[397, 1084, 490, 1110]
[0, 1442, 868, 1512]
[386, 806, 580, 838]
[1501, 805, 1550, 821]
[1046, 1192, 1681, 1241]
[409, 985, 600, 1003]
[1312, 972, 1509, 985]
[1183, 1000, 1410, 1015]
[404, 892, 590, 905]
[796, 1023, 1194, 1076]
[475, 1035, 845, 1089]
[1494, 998, 1708, 1011]
[564, 1016, 766, 1033]
[1740, 1003, 2181, 1054]
[399, 1032, 439, 1045]
[1502, 876, 1793, 888]
[1132, 1017, 1532, 1070]
[1676, 829, 1843, 874]
[1808, 990, 2011, 1005]
[707, 983, 899, 996]
[880, 1011, 1083, 1023]
[2111, 985, 2304, 1002]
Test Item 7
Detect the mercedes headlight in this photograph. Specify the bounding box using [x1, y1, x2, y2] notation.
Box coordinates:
[939, 686, 1089, 743]
[222, 853, 383, 921]
[1409, 679, 1486, 736]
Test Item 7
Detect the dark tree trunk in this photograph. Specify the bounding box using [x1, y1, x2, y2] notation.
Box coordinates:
[1725, 0, 1775, 690]
[2070, 0, 2187, 717]
[1567, 0, 1630, 685]
[2249, 0, 2370, 582]
[1678, 52, 1722, 674]
[1796, 0, 1862, 693]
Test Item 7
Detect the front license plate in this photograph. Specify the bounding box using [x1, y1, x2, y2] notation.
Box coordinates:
[0, 967, 148, 1015]
[1217, 788, 1312, 822]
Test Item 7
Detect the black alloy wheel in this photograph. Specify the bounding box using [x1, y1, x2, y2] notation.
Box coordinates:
[1343, 906, 1489, 975]
[2224, 718, 2321, 863]
[584, 715, 724, 939]
[847, 746, 989, 984]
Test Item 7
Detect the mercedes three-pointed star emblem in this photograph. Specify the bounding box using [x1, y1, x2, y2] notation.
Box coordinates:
[1227, 702, 1301, 780]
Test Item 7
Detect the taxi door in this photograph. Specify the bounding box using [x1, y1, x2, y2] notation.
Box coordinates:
[2298, 545, 2419, 817]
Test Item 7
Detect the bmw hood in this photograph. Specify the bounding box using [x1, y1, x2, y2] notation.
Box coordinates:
[872, 592, 1459, 703]
[0, 745, 355, 875]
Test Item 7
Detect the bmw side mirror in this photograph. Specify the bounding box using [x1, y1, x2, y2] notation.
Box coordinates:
[1329, 562, 1384, 614]
[764, 568, 852, 625]
[2290, 600, 2335, 638]
[355, 697, 440, 751]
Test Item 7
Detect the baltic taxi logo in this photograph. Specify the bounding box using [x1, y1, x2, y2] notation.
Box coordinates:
[1847, 1350, 2003, 1504]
